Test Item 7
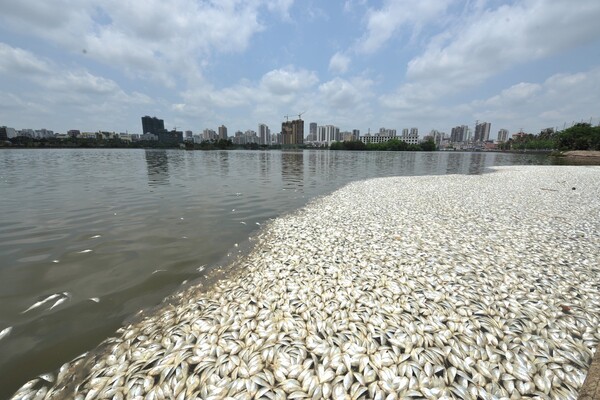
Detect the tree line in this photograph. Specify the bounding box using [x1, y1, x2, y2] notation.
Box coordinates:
[330, 139, 437, 151]
[500, 123, 600, 151]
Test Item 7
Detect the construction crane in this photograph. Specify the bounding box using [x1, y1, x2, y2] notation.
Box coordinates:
[284, 115, 290, 122]
[297, 111, 306, 120]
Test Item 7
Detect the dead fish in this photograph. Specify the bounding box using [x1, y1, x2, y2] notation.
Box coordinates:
[0, 326, 12, 341]
[21, 293, 62, 313]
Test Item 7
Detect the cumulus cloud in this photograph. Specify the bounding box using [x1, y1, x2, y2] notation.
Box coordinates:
[355, 0, 451, 54]
[0, 0, 291, 86]
[261, 67, 319, 95]
[471, 68, 600, 132]
[328, 52, 351, 74]
[0, 43, 52, 75]
[407, 0, 600, 86]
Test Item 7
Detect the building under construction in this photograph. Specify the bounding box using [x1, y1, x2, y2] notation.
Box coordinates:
[281, 119, 304, 145]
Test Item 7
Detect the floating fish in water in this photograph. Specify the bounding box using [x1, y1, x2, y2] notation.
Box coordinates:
[240, 221, 246, 225]
[77, 249, 93, 254]
[255, 222, 261, 225]
[52, 260, 59, 263]
[21, 293, 63, 313]
[197, 265, 206, 272]
[232, 209, 235, 212]
[88, 297, 100, 303]
[90, 235, 101, 239]
[0, 326, 12, 341]
[152, 269, 166, 274]
[49, 295, 70, 310]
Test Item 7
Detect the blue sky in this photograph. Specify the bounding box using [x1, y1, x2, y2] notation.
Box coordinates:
[1, 0, 600, 139]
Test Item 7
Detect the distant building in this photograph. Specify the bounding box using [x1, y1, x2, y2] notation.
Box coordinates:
[258, 123, 270, 145]
[68, 130, 81, 138]
[352, 129, 360, 141]
[281, 119, 304, 145]
[402, 128, 419, 145]
[497, 129, 509, 142]
[360, 135, 420, 145]
[308, 122, 317, 141]
[141, 116, 165, 135]
[218, 125, 228, 140]
[202, 129, 217, 141]
[158, 129, 183, 144]
[0, 126, 7, 141]
[474, 122, 491, 142]
[450, 125, 468, 143]
[379, 127, 396, 137]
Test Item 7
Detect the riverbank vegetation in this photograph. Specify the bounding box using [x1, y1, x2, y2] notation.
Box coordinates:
[500, 123, 600, 151]
[330, 139, 437, 151]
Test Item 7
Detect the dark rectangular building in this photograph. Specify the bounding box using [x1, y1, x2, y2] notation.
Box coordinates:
[142, 116, 165, 135]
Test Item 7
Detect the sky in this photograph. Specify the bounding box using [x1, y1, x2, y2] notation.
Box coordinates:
[1, 0, 600, 140]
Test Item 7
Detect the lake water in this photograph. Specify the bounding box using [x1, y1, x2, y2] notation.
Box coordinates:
[0, 149, 558, 397]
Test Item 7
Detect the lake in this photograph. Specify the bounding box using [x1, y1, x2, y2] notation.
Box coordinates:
[0, 149, 559, 397]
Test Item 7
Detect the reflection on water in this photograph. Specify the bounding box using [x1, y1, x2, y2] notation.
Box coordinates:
[0, 149, 560, 398]
[281, 151, 304, 189]
[145, 150, 170, 186]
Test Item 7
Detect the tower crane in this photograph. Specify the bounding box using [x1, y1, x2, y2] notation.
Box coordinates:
[297, 111, 306, 120]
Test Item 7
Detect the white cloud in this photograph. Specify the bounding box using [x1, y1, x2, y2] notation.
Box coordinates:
[355, 0, 451, 54]
[0, 42, 153, 130]
[0, 0, 290, 87]
[261, 67, 319, 95]
[328, 52, 351, 74]
[0, 43, 52, 75]
[407, 0, 600, 87]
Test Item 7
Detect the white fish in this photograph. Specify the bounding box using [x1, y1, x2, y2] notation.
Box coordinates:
[152, 269, 166, 274]
[256, 222, 261, 225]
[52, 260, 59, 263]
[77, 249, 93, 253]
[88, 297, 100, 303]
[232, 209, 236, 212]
[240, 221, 246, 225]
[49, 297, 68, 310]
[0, 326, 12, 341]
[197, 265, 206, 272]
[21, 293, 62, 313]
[180, 217, 184, 220]
[90, 235, 102, 239]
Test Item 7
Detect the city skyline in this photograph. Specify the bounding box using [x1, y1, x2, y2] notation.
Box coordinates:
[1, 1, 600, 136]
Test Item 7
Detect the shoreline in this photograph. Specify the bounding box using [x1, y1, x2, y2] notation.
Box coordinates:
[561, 150, 600, 159]
[11, 166, 600, 399]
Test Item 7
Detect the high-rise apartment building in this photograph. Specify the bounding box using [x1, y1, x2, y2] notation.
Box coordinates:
[450, 125, 468, 143]
[309, 123, 317, 139]
[474, 122, 491, 142]
[497, 129, 509, 142]
[141, 116, 165, 135]
[258, 124, 270, 145]
[218, 125, 228, 140]
[281, 119, 304, 145]
[352, 129, 360, 141]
